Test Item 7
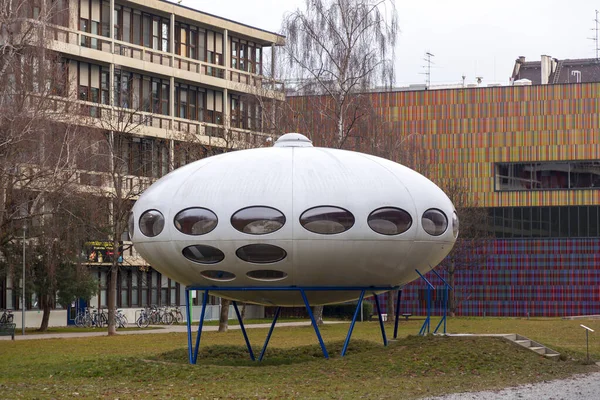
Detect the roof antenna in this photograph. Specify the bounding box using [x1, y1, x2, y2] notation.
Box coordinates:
[421, 52, 435, 88]
[588, 10, 600, 60]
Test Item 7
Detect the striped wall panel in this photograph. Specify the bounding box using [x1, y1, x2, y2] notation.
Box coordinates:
[393, 238, 600, 317]
[288, 82, 600, 208]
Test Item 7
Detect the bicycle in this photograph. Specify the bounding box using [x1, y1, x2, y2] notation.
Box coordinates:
[116, 309, 128, 328]
[136, 308, 150, 328]
[0, 309, 14, 324]
[171, 306, 184, 324]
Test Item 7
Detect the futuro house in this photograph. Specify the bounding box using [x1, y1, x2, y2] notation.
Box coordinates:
[130, 133, 458, 306]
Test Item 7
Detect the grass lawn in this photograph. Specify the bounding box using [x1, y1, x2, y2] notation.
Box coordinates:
[0, 317, 598, 399]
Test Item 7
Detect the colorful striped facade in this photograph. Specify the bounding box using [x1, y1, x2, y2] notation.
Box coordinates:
[289, 82, 600, 317]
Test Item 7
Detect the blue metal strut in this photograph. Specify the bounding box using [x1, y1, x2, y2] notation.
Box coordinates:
[189, 289, 209, 364]
[393, 289, 403, 339]
[341, 290, 366, 356]
[431, 269, 453, 335]
[233, 301, 255, 361]
[300, 289, 329, 359]
[258, 306, 281, 361]
[373, 293, 388, 346]
[416, 270, 434, 336]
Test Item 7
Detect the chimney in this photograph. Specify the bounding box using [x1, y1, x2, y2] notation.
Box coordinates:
[518, 56, 526, 63]
[540, 55, 552, 84]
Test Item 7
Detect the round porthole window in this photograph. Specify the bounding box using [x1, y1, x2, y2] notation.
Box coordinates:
[201, 270, 235, 281]
[139, 209, 165, 237]
[128, 212, 135, 239]
[236, 244, 287, 264]
[452, 211, 459, 238]
[422, 209, 448, 236]
[231, 206, 285, 235]
[246, 270, 288, 281]
[299, 206, 355, 234]
[174, 208, 218, 235]
[182, 245, 225, 264]
[368, 207, 412, 235]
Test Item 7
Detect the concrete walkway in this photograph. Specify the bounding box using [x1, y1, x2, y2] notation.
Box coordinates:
[0, 321, 344, 341]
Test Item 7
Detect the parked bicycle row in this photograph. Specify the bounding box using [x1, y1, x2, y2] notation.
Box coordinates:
[135, 306, 184, 328]
[74, 306, 128, 329]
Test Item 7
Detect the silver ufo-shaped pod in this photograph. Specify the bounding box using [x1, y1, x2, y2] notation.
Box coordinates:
[131, 133, 457, 306]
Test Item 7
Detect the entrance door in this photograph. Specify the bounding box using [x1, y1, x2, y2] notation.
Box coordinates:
[67, 298, 87, 325]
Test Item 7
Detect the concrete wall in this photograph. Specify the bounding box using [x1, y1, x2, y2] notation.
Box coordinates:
[10, 304, 264, 328]
[12, 310, 69, 329]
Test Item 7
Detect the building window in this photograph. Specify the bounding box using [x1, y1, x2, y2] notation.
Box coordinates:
[299, 206, 355, 234]
[175, 83, 204, 119]
[246, 270, 287, 281]
[205, 89, 223, 124]
[79, 0, 109, 48]
[113, 5, 169, 52]
[174, 208, 218, 235]
[235, 244, 287, 263]
[495, 161, 600, 191]
[200, 270, 236, 281]
[231, 206, 285, 234]
[230, 38, 262, 75]
[230, 95, 262, 130]
[368, 207, 412, 235]
[182, 245, 225, 264]
[115, 70, 169, 115]
[488, 206, 600, 239]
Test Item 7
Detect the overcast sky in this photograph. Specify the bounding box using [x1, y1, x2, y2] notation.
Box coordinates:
[182, 0, 600, 86]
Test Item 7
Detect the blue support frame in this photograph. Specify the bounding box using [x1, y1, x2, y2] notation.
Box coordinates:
[393, 289, 403, 339]
[430, 269, 453, 335]
[184, 285, 398, 363]
[415, 270, 435, 336]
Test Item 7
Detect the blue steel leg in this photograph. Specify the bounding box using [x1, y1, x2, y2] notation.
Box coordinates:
[393, 289, 402, 339]
[341, 290, 365, 357]
[434, 287, 447, 334]
[427, 286, 431, 334]
[192, 290, 209, 364]
[444, 286, 448, 333]
[259, 306, 281, 361]
[185, 288, 193, 364]
[233, 301, 255, 361]
[373, 293, 388, 346]
[300, 289, 329, 359]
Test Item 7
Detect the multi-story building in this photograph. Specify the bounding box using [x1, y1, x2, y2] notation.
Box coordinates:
[0, 0, 284, 323]
[288, 54, 600, 317]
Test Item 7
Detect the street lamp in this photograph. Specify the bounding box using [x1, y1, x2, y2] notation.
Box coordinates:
[22, 223, 26, 335]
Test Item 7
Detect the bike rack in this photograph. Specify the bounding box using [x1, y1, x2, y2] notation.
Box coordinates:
[184, 285, 398, 364]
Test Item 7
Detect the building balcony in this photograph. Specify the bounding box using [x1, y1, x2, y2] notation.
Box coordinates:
[45, 95, 273, 148]
[46, 23, 285, 101]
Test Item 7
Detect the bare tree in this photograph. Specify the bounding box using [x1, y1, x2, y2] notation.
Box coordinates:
[0, 0, 100, 329]
[282, 0, 398, 147]
[83, 101, 161, 335]
[435, 179, 491, 316]
[283, 0, 398, 325]
[25, 193, 100, 331]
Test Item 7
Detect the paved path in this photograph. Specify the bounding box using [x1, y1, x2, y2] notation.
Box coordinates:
[0, 321, 343, 341]
[426, 372, 600, 400]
